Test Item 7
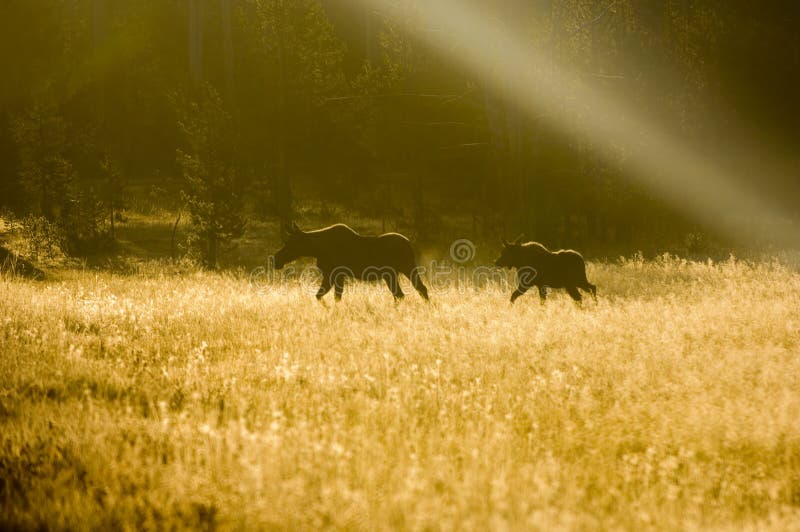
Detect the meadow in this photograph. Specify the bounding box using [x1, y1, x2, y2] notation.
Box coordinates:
[1, 256, 800, 530]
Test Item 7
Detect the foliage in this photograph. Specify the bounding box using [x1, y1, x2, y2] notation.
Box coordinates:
[0, 1, 798, 252]
[11, 101, 75, 222]
[2, 214, 63, 262]
[238, 0, 348, 219]
[10, 101, 116, 255]
[176, 85, 246, 268]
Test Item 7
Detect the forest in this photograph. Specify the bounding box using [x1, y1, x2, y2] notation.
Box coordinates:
[1, 0, 799, 268]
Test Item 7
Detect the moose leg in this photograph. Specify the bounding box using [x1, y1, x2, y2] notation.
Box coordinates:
[510, 283, 530, 304]
[316, 276, 332, 301]
[333, 274, 346, 302]
[383, 272, 405, 301]
[538, 286, 548, 304]
[566, 286, 583, 303]
[408, 268, 429, 300]
[581, 282, 597, 300]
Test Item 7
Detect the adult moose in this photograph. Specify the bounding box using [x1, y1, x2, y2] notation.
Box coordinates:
[272, 223, 429, 302]
[494, 236, 596, 304]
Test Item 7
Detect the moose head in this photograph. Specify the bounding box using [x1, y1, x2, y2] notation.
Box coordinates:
[273, 221, 307, 269]
[494, 234, 526, 268]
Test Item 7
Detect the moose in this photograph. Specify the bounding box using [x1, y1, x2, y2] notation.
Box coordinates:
[494, 236, 596, 304]
[272, 223, 429, 302]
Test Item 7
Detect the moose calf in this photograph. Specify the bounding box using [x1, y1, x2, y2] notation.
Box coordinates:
[495, 236, 596, 303]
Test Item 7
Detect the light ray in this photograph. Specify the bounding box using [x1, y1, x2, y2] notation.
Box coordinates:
[352, 0, 798, 246]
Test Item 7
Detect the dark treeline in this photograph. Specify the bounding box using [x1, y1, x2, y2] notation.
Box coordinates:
[1, 0, 799, 266]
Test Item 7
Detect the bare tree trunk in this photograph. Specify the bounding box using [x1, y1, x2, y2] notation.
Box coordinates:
[93, 0, 107, 124]
[364, 6, 374, 64]
[171, 211, 182, 261]
[482, 89, 509, 228]
[109, 198, 115, 240]
[504, 3, 527, 234]
[220, 0, 235, 99]
[505, 100, 524, 230]
[188, 0, 204, 84]
[94, 0, 114, 240]
[208, 233, 217, 269]
[275, 4, 292, 222]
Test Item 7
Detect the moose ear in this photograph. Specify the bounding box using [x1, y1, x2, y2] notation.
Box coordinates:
[290, 221, 301, 233]
[500, 238, 510, 248]
[513, 234, 525, 245]
[280, 221, 292, 241]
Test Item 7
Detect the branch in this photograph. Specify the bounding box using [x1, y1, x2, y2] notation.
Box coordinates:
[585, 72, 626, 80]
[564, 1, 618, 40]
[400, 121, 471, 127]
[325, 89, 475, 104]
[438, 142, 489, 150]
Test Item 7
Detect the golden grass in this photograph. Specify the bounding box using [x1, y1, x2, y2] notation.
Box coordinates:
[1, 256, 800, 530]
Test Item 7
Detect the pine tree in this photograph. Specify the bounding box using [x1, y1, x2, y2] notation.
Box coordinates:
[176, 84, 246, 268]
[11, 101, 75, 223]
[241, 0, 346, 221]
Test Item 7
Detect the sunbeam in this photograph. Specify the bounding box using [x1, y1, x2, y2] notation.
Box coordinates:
[350, 0, 799, 246]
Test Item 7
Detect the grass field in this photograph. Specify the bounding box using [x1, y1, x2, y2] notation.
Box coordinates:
[2, 256, 800, 530]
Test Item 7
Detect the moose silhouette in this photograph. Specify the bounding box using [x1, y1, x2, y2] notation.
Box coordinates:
[273, 223, 429, 302]
[495, 236, 596, 303]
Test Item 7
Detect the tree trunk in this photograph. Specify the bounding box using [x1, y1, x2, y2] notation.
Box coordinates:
[220, 0, 235, 99]
[482, 90, 508, 223]
[171, 211, 182, 261]
[188, 0, 204, 84]
[109, 198, 115, 240]
[93, 0, 107, 127]
[207, 232, 217, 269]
[364, 6, 374, 64]
[275, 4, 292, 222]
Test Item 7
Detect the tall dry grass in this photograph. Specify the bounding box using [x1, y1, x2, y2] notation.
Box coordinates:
[1, 256, 799, 529]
